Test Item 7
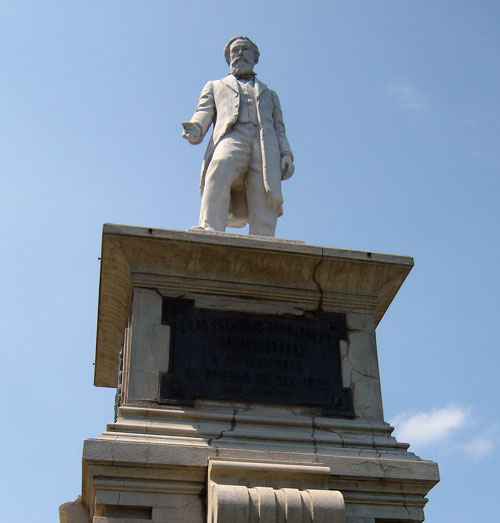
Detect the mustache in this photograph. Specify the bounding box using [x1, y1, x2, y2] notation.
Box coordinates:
[232, 57, 251, 64]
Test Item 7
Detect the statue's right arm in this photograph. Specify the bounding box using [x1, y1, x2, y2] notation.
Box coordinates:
[182, 81, 216, 145]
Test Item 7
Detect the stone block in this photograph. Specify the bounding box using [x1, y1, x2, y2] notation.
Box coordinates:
[152, 494, 204, 522]
[346, 312, 375, 333]
[341, 329, 383, 420]
[126, 288, 170, 402]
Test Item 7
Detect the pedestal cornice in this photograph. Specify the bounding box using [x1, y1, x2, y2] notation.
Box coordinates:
[95, 224, 413, 388]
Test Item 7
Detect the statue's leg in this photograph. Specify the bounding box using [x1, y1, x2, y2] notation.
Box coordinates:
[246, 138, 278, 237]
[228, 176, 249, 227]
[199, 130, 250, 231]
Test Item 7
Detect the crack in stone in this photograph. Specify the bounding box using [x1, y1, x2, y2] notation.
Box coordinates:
[312, 248, 325, 312]
[315, 424, 346, 448]
[311, 417, 320, 462]
[208, 408, 237, 450]
[162, 499, 198, 510]
[367, 419, 382, 458]
[152, 288, 165, 300]
[400, 484, 412, 519]
[345, 337, 378, 381]
[227, 407, 237, 433]
[195, 413, 201, 439]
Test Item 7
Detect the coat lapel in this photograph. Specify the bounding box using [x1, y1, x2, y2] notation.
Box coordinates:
[222, 74, 239, 93]
[255, 78, 268, 98]
[222, 75, 267, 98]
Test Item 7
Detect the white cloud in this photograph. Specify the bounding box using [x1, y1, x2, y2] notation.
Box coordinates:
[387, 83, 426, 110]
[457, 425, 498, 461]
[390, 405, 469, 446]
[391, 406, 497, 461]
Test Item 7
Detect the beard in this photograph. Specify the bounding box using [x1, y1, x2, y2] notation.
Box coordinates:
[230, 58, 253, 76]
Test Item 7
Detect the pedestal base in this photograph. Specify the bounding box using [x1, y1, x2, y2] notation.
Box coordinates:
[61, 226, 439, 522]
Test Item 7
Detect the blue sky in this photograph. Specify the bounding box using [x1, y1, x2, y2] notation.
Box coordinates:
[1, 2, 499, 521]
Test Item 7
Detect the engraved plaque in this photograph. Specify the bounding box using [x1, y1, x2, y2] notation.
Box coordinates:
[159, 298, 353, 416]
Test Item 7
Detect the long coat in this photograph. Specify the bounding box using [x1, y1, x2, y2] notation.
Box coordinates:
[189, 75, 293, 226]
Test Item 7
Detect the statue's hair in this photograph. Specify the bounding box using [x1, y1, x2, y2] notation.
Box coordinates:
[224, 36, 260, 65]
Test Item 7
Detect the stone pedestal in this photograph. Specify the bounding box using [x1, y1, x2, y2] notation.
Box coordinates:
[61, 224, 439, 522]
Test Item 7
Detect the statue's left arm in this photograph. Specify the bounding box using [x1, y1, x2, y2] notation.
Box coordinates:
[271, 90, 295, 180]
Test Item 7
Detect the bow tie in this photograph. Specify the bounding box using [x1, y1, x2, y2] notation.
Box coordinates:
[231, 72, 257, 81]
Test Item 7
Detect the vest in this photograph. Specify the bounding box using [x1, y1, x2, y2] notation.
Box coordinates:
[237, 79, 258, 125]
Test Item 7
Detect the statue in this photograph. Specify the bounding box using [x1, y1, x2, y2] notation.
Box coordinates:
[182, 36, 294, 237]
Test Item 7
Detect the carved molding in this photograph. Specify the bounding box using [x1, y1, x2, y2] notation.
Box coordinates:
[207, 459, 345, 523]
[211, 485, 345, 522]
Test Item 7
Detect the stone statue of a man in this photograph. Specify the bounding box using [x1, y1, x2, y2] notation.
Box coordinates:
[182, 36, 294, 237]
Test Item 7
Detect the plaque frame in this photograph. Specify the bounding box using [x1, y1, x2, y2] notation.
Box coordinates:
[159, 297, 353, 417]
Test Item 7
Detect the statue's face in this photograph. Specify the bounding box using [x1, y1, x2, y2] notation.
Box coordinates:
[229, 39, 255, 75]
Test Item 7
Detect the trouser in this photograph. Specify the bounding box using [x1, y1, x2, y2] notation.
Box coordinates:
[198, 122, 278, 237]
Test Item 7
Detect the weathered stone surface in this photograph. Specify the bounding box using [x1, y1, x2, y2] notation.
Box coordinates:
[152, 494, 205, 523]
[342, 320, 384, 420]
[210, 485, 345, 522]
[125, 288, 170, 402]
[95, 225, 413, 388]
[207, 459, 346, 522]
[59, 223, 439, 522]
[81, 428, 438, 522]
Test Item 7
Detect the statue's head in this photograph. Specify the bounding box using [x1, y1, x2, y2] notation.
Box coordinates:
[224, 36, 259, 76]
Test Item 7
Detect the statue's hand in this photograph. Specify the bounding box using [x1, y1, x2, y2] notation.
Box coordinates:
[281, 155, 295, 180]
[182, 121, 202, 144]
